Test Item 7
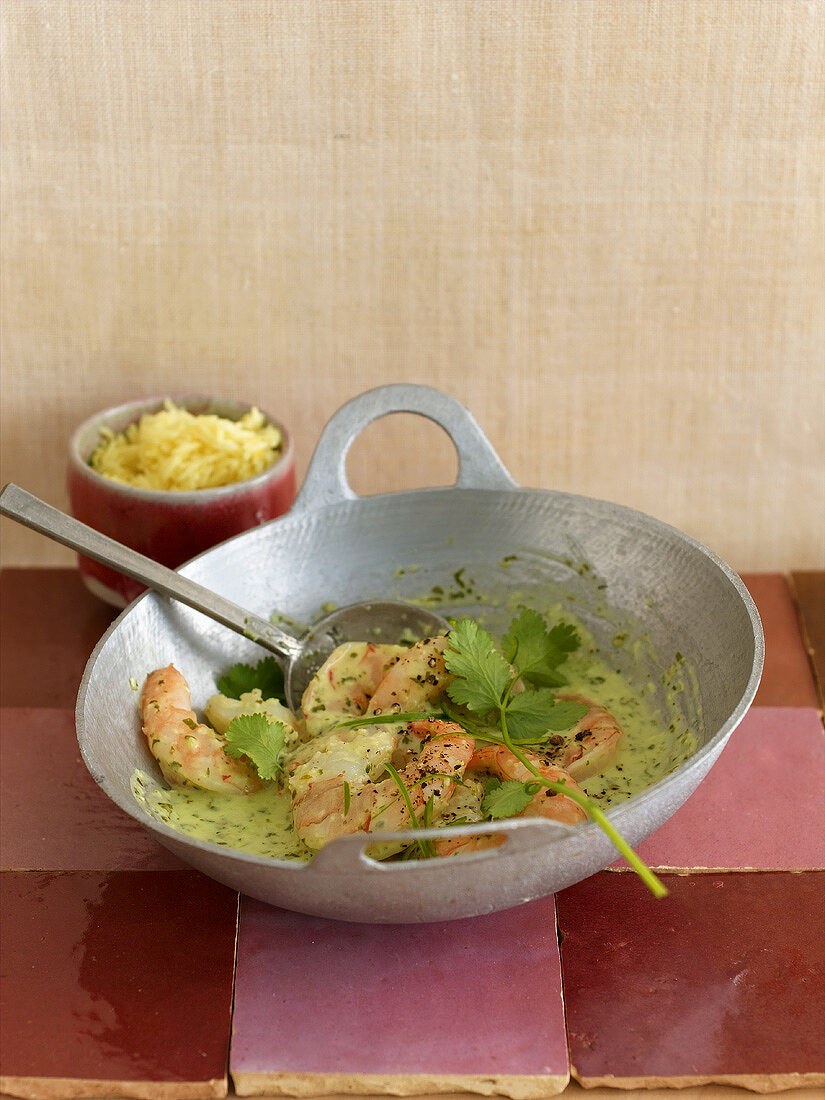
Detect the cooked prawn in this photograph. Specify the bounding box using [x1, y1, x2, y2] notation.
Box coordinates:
[288, 723, 398, 790]
[469, 744, 588, 824]
[140, 665, 264, 795]
[300, 642, 406, 738]
[434, 743, 587, 857]
[290, 718, 474, 850]
[365, 635, 452, 717]
[554, 694, 623, 779]
[429, 776, 491, 857]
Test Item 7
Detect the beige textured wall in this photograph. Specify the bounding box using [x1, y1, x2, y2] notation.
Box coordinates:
[2, 0, 823, 570]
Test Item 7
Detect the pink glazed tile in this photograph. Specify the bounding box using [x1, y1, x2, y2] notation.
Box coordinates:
[611, 707, 825, 871]
[0, 708, 183, 871]
[230, 897, 569, 1097]
[556, 871, 825, 1090]
[0, 869, 238, 1098]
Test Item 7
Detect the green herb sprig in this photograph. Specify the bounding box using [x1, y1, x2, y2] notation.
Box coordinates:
[443, 615, 667, 898]
[445, 613, 589, 740]
[213, 657, 291, 780]
[223, 713, 289, 781]
[382, 763, 437, 859]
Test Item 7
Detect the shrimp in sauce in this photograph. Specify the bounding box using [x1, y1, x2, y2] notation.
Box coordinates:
[290, 718, 474, 850]
[537, 694, 623, 779]
[366, 636, 453, 717]
[433, 744, 587, 857]
[300, 642, 406, 738]
[140, 665, 264, 795]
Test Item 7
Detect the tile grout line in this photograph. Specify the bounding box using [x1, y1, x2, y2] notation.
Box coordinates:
[226, 893, 243, 1098]
[786, 572, 825, 716]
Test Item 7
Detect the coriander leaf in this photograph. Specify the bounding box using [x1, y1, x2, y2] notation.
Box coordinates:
[444, 619, 512, 714]
[481, 779, 533, 820]
[217, 657, 285, 703]
[502, 610, 580, 688]
[544, 621, 582, 662]
[224, 713, 287, 780]
[506, 690, 589, 740]
[502, 609, 551, 674]
[542, 697, 590, 730]
[217, 663, 259, 698]
[441, 697, 495, 738]
[505, 689, 567, 740]
[531, 666, 567, 689]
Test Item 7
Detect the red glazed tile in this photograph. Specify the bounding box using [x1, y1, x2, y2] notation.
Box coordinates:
[556, 871, 825, 1090]
[0, 569, 117, 708]
[610, 707, 825, 871]
[230, 897, 569, 1096]
[0, 708, 183, 871]
[740, 573, 819, 707]
[0, 869, 238, 1098]
[791, 571, 825, 709]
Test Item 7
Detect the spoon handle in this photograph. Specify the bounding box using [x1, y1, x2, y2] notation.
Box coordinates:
[0, 483, 302, 662]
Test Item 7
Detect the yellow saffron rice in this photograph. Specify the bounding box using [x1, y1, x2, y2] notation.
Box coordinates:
[89, 400, 283, 491]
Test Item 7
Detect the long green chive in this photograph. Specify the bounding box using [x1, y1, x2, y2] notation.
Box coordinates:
[333, 710, 440, 730]
[384, 763, 436, 859]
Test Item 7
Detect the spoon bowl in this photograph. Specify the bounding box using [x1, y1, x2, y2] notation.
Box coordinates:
[285, 599, 453, 704]
[0, 483, 450, 709]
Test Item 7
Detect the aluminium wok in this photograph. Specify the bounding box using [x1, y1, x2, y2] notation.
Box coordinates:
[77, 384, 764, 923]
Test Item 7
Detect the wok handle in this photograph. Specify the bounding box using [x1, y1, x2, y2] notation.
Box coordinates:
[292, 384, 518, 514]
[306, 816, 574, 873]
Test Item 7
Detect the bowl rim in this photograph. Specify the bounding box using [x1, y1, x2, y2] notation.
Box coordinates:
[68, 393, 295, 503]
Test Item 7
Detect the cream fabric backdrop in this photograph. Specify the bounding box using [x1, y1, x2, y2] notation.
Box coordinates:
[2, 0, 823, 570]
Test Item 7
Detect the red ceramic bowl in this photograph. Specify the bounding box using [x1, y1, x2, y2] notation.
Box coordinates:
[67, 395, 296, 607]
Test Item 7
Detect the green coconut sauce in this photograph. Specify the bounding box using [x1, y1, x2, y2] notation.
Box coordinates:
[558, 644, 695, 806]
[132, 769, 310, 861]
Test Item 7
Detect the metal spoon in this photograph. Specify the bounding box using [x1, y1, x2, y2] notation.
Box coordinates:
[0, 483, 450, 710]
